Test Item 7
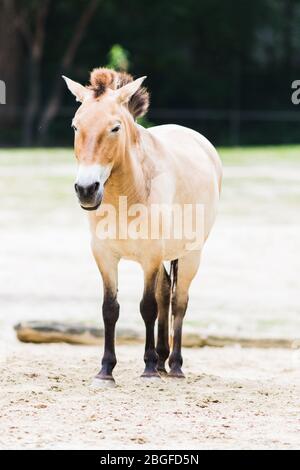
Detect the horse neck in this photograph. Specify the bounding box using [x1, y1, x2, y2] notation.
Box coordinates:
[105, 124, 151, 207]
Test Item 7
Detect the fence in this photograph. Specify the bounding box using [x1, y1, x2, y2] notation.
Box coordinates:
[1, 107, 300, 146]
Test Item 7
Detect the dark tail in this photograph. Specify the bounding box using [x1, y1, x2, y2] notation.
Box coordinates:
[170, 259, 178, 294]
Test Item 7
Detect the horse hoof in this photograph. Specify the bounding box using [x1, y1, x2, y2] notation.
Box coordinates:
[90, 376, 116, 389]
[168, 369, 185, 379]
[140, 370, 161, 379]
[157, 367, 168, 376]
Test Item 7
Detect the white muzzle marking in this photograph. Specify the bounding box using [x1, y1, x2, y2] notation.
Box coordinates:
[75, 164, 112, 187]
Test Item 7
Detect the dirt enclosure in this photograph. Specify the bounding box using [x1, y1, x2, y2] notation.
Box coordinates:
[1, 148, 300, 449]
[2, 340, 300, 450]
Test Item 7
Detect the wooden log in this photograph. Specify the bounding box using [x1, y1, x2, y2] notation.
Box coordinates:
[14, 321, 300, 349]
[14, 321, 142, 346]
[182, 333, 300, 349]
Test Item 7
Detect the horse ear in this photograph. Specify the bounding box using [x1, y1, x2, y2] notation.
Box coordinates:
[62, 76, 89, 102]
[117, 76, 147, 104]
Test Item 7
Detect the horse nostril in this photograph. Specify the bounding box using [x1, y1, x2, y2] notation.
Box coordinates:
[74, 183, 79, 194]
[93, 182, 100, 192]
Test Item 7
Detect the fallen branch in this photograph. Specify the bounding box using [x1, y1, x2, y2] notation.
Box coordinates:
[14, 321, 300, 349]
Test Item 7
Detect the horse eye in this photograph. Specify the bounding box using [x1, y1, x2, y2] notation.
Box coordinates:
[72, 124, 78, 132]
[111, 125, 121, 133]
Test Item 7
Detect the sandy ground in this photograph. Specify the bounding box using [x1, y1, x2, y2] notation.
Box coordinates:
[1, 148, 300, 449]
[2, 340, 300, 450]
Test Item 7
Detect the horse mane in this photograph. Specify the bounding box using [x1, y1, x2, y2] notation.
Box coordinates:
[88, 67, 149, 119]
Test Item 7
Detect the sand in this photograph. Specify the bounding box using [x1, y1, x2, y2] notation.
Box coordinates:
[2, 340, 300, 450]
[1, 149, 300, 449]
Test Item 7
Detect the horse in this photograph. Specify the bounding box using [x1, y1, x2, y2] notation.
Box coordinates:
[63, 67, 222, 386]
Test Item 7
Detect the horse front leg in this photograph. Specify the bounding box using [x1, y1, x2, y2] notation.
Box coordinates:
[97, 289, 120, 381]
[92, 246, 120, 386]
[140, 263, 160, 378]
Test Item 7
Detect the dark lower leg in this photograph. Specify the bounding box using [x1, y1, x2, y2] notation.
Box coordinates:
[140, 287, 159, 377]
[168, 297, 187, 377]
[96, 293, 119, 381]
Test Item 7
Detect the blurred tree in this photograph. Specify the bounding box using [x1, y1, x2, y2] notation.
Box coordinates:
[0, 0, 22, 129]
[2, 0, 101, 146]
[1, 0, 300, 146]
[37, 0, 101, 145]
[106, 44, 129, 71]
[14, 0, 51, 146]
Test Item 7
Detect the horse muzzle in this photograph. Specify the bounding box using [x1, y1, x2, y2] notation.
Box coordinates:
[74, 182, 103, 211]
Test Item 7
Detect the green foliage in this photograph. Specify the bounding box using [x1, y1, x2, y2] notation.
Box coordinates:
[106, 44, 129, 72]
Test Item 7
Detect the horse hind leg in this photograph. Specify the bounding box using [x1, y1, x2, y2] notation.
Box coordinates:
[155, 264, 171, 374]
[168, 251, 201, 378]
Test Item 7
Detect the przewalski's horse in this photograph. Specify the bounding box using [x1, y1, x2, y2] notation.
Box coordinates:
[63, 68, 222, 386]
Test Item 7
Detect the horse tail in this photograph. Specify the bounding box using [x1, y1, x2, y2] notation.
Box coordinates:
[170, 259, 178, 294]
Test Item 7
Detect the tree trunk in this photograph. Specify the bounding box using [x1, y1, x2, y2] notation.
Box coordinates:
[21, 54, 41, 146]
[37, 0, 100, 145]
[282, 0, 295, 74]
[20, 1, 50, 146]
[0, 0, 22, 132]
